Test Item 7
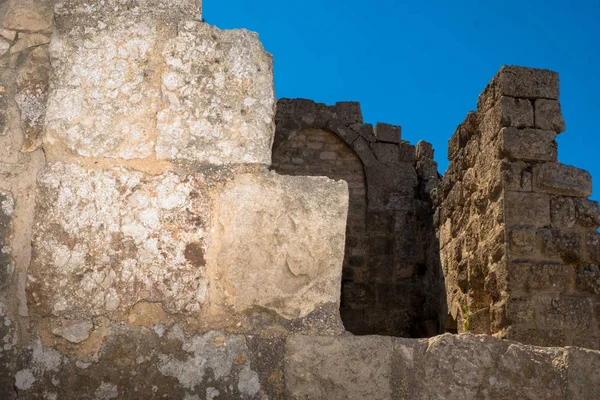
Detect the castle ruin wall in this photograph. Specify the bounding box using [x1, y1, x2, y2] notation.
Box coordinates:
[0, 1, 598, 399]
[437, 66, 600, 349]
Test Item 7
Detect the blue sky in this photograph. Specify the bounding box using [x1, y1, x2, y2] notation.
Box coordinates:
[206, 0, 600, 202]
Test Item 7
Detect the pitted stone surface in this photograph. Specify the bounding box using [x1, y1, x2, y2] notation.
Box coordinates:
[45, 16, 273, 165]
[285, 333, 600, 400]
[209, 172, 348, 319]
[29, 163, 211, 319]
[155, 21, 275, 166]
[54, 0, 203, 21]
[45, 17, 162, 159]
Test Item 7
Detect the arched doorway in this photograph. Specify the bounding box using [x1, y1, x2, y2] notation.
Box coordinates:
[271, 128, 370, 333]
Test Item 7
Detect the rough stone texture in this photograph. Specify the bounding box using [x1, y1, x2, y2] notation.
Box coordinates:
[533, 162, 592, 197]
[272, 99, 445, 337]
[2, 1, 600, 397]
[286, 333, 600, 400]
[499, 127, 557, 162]
[478, 66, 559, 112]
[286, 335, 394, 400]
[9, 326, 277, 399]
[29, 162, 211, 318]
[45, 8, 273, 164]
[155, 22, 275, 166]
[438, 66, 600, 348]
[209, 172, 348, 319]
[2, 0, 53, 33]
[0, 190, 14, 289]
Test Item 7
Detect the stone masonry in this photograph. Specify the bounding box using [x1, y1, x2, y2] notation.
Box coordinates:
[272, 99, 446, 337]
[0, 0, 599, 399]
[437, 66, 600, 349]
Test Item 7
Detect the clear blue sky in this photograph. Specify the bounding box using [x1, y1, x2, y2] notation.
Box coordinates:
[206, 0, 600, 202]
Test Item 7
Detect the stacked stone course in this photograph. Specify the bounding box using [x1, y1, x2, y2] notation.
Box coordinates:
[272, 99, 446, 337]
[438, 66, 600, 349]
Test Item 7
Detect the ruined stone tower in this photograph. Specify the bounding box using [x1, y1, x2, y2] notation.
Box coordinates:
[0, 1, 599, 399]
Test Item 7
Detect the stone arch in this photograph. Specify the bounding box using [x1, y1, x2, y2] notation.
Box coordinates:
[272, 98, 446, 338]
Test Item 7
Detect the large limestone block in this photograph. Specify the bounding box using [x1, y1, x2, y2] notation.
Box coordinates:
[10, 327, 273, 399]
[533, 162, 592, 197]
[285, 333, 600, 400]
[45, 12, 274, 165]
[285, 335, 394, 400]
[209, 172, 348, 319]
[29, 163, 210, 319]
[478, 66, 559, 112]
[155, 21, 275, 166]
[45, 16, 164, 159]
[415, 334, 565, 400]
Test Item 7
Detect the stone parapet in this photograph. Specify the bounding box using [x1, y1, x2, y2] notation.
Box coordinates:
[285, 333, 600, 400]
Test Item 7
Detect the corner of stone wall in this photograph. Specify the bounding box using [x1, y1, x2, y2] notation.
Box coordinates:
[0, 1, 353, 397]
[438, 65, 600, 349]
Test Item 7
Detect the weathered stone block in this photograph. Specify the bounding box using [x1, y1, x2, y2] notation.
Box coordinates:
[505, 191, 550, 227]
[478, 66, 559, 112]
[334, 101, 362, 124]
[209, 172, 348, 319]
[507, 295, 595, 331]
[154, 22, 275, 166]
[16, 46, 50, 152]
[365, 163, 417, 210]
[285, 335, 394, 400]
[45, 17, 165, 159]
[417, 334, 564, 400]
[535, 99, 566, 133]
[350, 123, 376, 142]
[398, 141, 416, 163]
[565, 347, 600, 400]
[508, 227, 537, 258]
[371, 142, 400, 164]
[499, 127, 557, 162]
[508, 262, 570, 294]
[29, 163, 211, 319]
[54, 0, 203, 20]
[10, 33, 50, 54]
[481, 96, 534, 138]
[0, 190, 14, 288]
[575, 264, 600, 295]
[538, 228, 583, 263]
[533, 162, 592, 197]
[416, 158, 438, 179]
[415, 140, 434, 160]
[504, 327, 568, 348]
[46, 17, 273, 165]
[2, 0, 53, 33]
[374, 123, 401, 143]
[502, 160, 532, 192]
[575, 199, 600, 228]
[550, 196, 576, 229]
[586, 232, 600, 264]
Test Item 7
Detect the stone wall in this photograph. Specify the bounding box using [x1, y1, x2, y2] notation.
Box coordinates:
[272, 99, 446, 337]
[285, 333, 600, 400]
[0, 1, 351, 398]
[437, 66, 600, 349]
[1, 1, 599, 398]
